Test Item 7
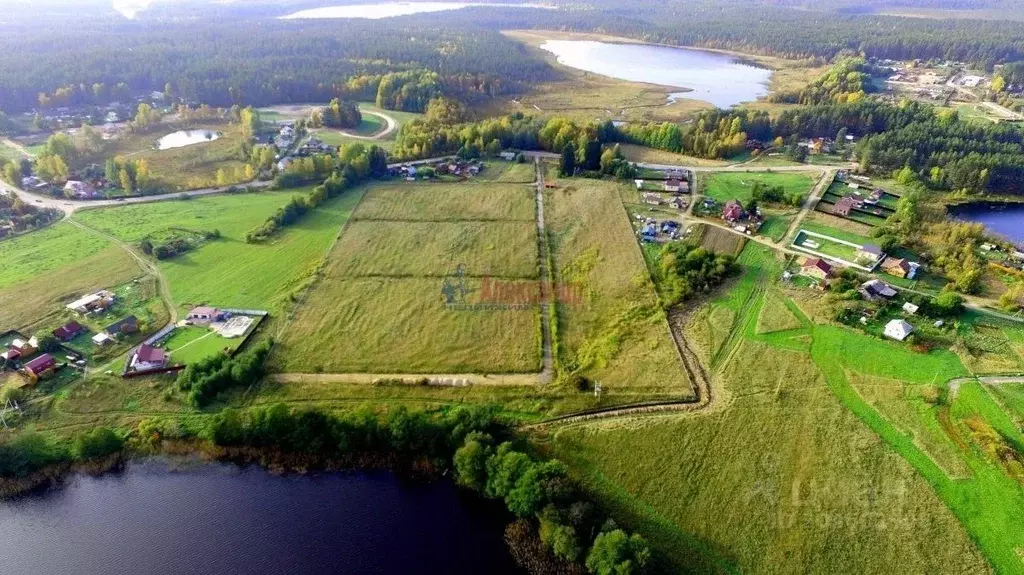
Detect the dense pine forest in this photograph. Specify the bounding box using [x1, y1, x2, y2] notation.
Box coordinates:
[3, 1, 1024, 114]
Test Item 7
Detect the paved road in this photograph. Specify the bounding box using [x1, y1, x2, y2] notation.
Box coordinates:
[1, 178, 275, 216]
[315, 110, 398, 141]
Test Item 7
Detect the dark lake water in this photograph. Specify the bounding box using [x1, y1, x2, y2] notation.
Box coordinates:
[539, 40, 772, 109]
[949, 202, 1024, 243]
[0, 458, 521, 575]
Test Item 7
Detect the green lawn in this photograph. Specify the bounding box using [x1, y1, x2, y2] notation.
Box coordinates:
[162, 325, 236, 365]
[798, 221, 874, 245]
[701, 172, 816, 204]
[757, 212, 793, 242]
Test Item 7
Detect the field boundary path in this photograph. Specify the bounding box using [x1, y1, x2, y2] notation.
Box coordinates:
[534, 158, 555, 384]
[781, 168, 835, 245]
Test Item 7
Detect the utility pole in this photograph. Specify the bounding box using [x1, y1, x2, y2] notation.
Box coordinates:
[594, 381, 602, 399]
[0, 398, 21, 429]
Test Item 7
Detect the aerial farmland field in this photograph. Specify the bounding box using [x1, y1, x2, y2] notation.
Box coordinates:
[275, 179, 544, 374]
[546, 176, 693, 396]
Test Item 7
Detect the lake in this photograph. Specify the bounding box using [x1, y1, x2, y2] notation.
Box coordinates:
[539, 40, 773, 109]
[280, 2, 552, 20]
[156, 130, 221, 151]
[0, 458, 520, 574]
[949, 202, 1024, 244]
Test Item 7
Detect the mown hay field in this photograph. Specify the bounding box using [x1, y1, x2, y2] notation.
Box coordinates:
[546, 176, 692, 395]
[330, 220, 537, 278]
[275, 277, 540, 373]
[276, 177, 543, 374]
[354, 182, 535, 221]
[693, 224, 747, 256]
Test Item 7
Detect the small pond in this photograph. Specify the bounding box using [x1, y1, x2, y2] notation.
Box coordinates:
[949, 202, 1024, 244]
[539, 40, 773, 109]
[156, 130, 221, 151]
[281, 2, 552, 19]
[0, 458, 520, 574]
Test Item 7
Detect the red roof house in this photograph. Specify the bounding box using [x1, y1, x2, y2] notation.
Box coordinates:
[24, 353, 56, 379]
[53, 321, 84, 342]
[801, 257, 833, 280]
[131, 344, 167, 371]
[723, 200, 745, 223]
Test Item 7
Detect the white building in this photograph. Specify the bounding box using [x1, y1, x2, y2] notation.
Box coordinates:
[884, 319, 915, 341]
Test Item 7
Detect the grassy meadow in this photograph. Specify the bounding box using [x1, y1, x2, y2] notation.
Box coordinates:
[701, 171, 817, 204]
[354, 182, 535, 221]
[329, 221, 538, 278]
[74, 188, 364, 314]
[0, 222, 140, 331]
[546, 176, 693, 396]
[276, 178, 543, 374]
[553, 236, 1024, 574]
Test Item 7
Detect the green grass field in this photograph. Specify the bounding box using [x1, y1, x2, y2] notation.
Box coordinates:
[354, 182, 535, 221]
[547, 176, 692, 395]
[701, 172, 816, 204]
[74, 188, 364, 314]
[0, 222, 140, 331]
[330, 220, 538, 278]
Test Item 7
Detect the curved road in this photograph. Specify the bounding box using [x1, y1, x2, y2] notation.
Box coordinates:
[323, 111, 398, 141]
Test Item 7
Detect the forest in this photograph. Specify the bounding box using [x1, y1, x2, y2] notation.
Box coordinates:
[4, 1, 1024, 116]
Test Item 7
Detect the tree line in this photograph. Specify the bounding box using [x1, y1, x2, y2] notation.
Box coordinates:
[247, 144, 389, 243]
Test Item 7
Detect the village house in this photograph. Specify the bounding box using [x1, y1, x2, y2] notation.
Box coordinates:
[859, 279, 897, 301]
[63, 180, 98, 199]
[23, 353, 57, 381]
[104, 315, 139, 338]
[52, 321, 84, 342]
[92, 332, 113, 346]
[884, 319, 915, 341]
[640, 223, 657, 242]
[723, 200, 744, 223]
[832, 196, 859, 217]
[9, 337, 38, 357]
[801, 257, 833, 280]
[663, 179, 687, 193]
[668, 197, 687, 210]
[642, 192, 662, 206]
[880, 257, 919, 279]
[902, 302, 920, 315]
[863, 189, 885, 205]
[499, 151, 517, 161]
[130, 344, 167, 371]
[187, 306, 223, 323]
[66, 290, 116, 314]
[855, 244, 884, 263]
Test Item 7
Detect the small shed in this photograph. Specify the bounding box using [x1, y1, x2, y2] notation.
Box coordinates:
[884, 319, 914, 341]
